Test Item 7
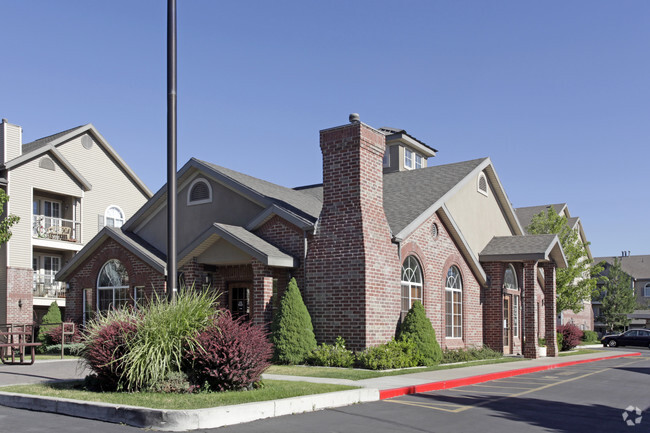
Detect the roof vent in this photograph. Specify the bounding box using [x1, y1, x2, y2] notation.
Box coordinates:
[349, 113, 360, 123]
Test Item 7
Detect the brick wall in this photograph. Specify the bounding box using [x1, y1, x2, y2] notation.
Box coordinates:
[304, 121, 400, 351]
[6, 267, 34, 324]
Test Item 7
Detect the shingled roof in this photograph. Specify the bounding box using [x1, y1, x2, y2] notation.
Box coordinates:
[594, 255, 650, 279]
[479, 234, 567, 267]
[515, 203, 566, 233]
[21, 125, 86, 154]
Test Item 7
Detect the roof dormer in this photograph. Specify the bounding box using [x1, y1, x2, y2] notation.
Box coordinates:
[379, 127, 437, 173]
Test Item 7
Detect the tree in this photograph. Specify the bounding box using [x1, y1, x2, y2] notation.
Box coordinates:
[270, 278, 316, 364]
[38, 301, 62, 343]
[598, 258, 637, 332]
[0, 190, 19, 245]
[526, 207, 603, 313]
[397, 301, 442, 366]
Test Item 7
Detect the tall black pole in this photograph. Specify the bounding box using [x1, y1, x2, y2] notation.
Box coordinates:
[167, 0, 177, 302]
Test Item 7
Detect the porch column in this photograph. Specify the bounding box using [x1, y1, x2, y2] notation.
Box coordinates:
[542, 262, 558, 357]
[481, 262, 505, 352]
[522, 261, 539, 359]
[251, 259, 274, 328]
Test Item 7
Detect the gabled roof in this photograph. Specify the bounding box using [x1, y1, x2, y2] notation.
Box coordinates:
[3, 124, 152, 198]
[56, 226, 166, 281]
[515, 203, 567, 233]
[593, 255, 650, 279]
[479, 234, 567, 268]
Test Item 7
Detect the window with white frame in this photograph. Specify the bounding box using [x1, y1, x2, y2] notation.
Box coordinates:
[33, 254, 62, 296]
[415, 153, 423, 169]
[644, 283, 650, 297]
[97, 259, 129, 312]
[404, 148, 414, 169]
[504, 264, 518, 290]
[477, 172, 488, 196]
[401, 256, 423, 313]
[445, 266, 463, 338]
[513, 295, 519, 338]
[104, 206, 125, 228]
[383, 148, 390, 167]
[188, 178, 212, 205]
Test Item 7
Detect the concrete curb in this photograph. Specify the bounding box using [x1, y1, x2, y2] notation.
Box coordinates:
[0, 387, 379, 431]
[379, 352, 641, 399]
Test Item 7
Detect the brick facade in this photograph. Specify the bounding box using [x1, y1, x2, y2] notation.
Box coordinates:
[6, 267, 34, 324]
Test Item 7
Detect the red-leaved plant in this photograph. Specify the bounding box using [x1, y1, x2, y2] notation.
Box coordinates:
[183, 310, 272, 391]
[81, 318, 139, 390]
[45, 323, 82, 345]
[557, 323, 584, 351]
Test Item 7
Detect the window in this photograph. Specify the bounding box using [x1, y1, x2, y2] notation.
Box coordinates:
[404, 148, 413, 169]
[644, 283, 650, 297]
[383, 148, 390, 167]
[513, 295, 519, 338]
[504, 264, 518, 290]
[415, 154, 423, 169]
[188, 178, 212, 205]
[401, 256, 423, 313]
[477, 172, 488, 196]
[97, 259, 129, 312]
[445, 266, 462, 338]
[33, 254, 62, 297]
[104, 206, 125, 228]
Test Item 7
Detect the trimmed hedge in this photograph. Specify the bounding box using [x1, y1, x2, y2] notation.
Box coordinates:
[307, 336, 355, 368]
[355, 339, 418, 370]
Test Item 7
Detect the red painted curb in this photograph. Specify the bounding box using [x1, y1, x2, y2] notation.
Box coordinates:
[379, 352, 641, 400]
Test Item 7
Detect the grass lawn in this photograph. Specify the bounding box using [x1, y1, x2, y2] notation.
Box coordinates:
[266, 357, 523, 380]
[558, 349, 601, 357]
[0, 380, 357, 410]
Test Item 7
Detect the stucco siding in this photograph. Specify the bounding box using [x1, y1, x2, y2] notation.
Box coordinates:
[135, 175, 264, 254]
[56, 133, 150, 244]
[445, 171, 514, 255]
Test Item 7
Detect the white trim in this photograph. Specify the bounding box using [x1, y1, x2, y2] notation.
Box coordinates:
[187, 177, 213, 206]
[104, 205, 125, 228]
[477, 172, 488, 197]
[404, 148, 414, 170]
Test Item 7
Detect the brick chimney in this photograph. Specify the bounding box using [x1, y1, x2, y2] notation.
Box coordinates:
[0, 119, 22, 164]
[304, 114, 401, 351]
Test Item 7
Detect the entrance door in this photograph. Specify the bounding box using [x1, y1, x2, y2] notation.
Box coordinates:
[503, 295, 512, 354]
[228, 282, 251, 320]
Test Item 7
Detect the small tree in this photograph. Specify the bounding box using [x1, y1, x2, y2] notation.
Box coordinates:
[598, 258, 637, 332]
[527, 207, 603, 313]
[0, 190, 19, 245]
[38, 302, 62, 343]
[270, 278, 316, 364]
[397, 301, 442, 365]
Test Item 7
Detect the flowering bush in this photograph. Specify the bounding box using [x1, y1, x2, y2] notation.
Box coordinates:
[183, 310, 272, 391]
[557, 323, 583, 351]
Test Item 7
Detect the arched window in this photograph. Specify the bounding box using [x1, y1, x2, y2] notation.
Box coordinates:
[187, 178, 212, 205]
[504, 264, 518, 290]
[445, 266, 462, 338]
[97, 259, 129, 312]
[105, 206, 125, 228]
[401, 256, 423, 313]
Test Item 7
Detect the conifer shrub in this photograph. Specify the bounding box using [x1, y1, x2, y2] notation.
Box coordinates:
[556, 331, 564, 351]
[355, 339, 418, 370]
[557, 323, 583, 351]
[270, 278, 316, 364]
[307, 336, 355, 368]
[397, 301, 442, 366]
[183, 310, 272, 391]
[37, 302, 62, 343]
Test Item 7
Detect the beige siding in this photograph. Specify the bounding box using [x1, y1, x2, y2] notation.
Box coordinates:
[57, 134, 149, 244]
[136, 175, 264, 254]
[445, 171, 515, 254]
[1, 122, 22, 163]
[8, 158, 84, 268]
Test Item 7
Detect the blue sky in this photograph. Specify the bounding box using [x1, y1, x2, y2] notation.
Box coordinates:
[2, 1, 648, 258]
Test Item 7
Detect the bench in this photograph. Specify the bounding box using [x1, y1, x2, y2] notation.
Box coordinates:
[0, 324, 42, 365]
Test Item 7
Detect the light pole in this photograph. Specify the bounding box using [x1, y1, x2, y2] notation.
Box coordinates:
[167, 0, 177, 302]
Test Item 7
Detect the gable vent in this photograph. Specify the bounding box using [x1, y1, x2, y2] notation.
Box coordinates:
[188, 178, 212, 205]
[81, 135, 93, 149]
[39, 157, 55, 171]
[477, 172, 488, 196]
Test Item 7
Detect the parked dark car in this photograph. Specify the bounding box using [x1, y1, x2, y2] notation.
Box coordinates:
[601, 329, 650, 348]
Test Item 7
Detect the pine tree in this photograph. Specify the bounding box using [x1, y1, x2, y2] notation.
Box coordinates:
[270, 278, 316, 364]
[38, 301, 62, 343]
[397, 301, 442, 365]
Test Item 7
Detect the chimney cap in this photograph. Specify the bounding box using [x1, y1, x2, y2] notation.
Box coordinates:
[349, 113, 360, 123]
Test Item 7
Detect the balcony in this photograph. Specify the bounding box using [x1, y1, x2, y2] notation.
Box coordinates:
[33, 273, 66, 299]
[32, 215, 81, 243]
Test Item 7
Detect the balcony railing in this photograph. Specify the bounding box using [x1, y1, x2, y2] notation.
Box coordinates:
[33, 273, 66, 298]
[32, 215, 81, 243]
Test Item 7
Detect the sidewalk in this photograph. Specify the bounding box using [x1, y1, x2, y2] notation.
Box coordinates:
[0, 349, 640, 431]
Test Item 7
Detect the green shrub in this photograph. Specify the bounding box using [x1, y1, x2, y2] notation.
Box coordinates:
[120, 288, 220, 390]
[149, 371, 194, 394]
[307, 336, 355, 368]
[37, 302, 61, 343]
[538, 338, 546, 347]
[397, 301, 442, 366]
[582, 330, 599, 343]
[556, 332, 564, 351]
[440, 346, 502, 364]
[271, 278, 316, 364]
[43, 343, 85, 356]
[355, 339, 418, 370]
